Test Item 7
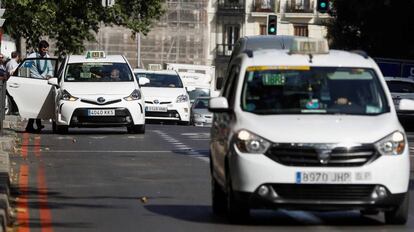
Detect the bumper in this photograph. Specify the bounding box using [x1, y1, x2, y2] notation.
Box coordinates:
[56, 100, 145, 127]
[235, 189, 407, 211]
[145, 103, 190, 122]
[229, 145, 410, 196]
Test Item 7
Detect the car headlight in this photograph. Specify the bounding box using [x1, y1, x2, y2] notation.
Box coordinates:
[176, 94, 189, 103]
[124, 89, 142, 101]
[60, 90, 78, 101]
[235, 130, 271, 154]
[375, 131, 406, 156]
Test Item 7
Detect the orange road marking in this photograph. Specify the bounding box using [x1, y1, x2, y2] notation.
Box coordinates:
[21, 133, 29, 159]
[34, 136, 41, 158]
[17, 165, 30, 232]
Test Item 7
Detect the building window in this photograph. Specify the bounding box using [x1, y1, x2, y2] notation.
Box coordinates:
[224, 25, 240, 52]
[294, 25, 308, 37]
[260, 24, 267, 35]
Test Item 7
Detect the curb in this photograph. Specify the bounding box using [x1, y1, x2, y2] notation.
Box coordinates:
[0, 115, 21, 232]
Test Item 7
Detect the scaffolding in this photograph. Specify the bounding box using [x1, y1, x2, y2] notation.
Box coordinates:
[140, 0, 209, 68]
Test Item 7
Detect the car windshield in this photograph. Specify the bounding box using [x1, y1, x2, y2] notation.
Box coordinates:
[241, 67, 389, 115]
[65, 63, 134, 82]
[188, 88, 210, 102]
[136, 73, 183, 88]
[386, 80, 414, 93]
[193, 99, 209, 109]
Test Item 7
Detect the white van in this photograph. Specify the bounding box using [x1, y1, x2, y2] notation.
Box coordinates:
[209, 38, 412, 224]
[135, 70, 190, 124]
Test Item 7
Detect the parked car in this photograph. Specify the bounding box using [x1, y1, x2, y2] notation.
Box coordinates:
[135, 70, 191, 125]
[190, 97, 212, 126]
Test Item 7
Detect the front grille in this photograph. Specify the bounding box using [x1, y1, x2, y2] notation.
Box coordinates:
[81, 99, 122, 106]
[146, 110, 181, 119]
[265, 144, 379, 167]
[145, 101, 172, 105]
[272, 184, 375, 201]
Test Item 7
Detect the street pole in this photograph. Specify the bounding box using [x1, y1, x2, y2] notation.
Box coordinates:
[136, 32, 141, 68]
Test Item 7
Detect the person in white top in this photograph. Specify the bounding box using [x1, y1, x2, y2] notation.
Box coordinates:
[5, 51, 20, 76]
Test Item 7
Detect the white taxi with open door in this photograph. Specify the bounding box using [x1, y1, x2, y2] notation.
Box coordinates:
[7, 51, 146, 134]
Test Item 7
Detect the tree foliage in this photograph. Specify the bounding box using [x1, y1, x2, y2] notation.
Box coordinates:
[2, 0, 165, 55]
[327, 0, 414, 59]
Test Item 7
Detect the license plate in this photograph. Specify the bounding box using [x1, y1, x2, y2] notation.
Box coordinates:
[296, 172, 352, 184]
[146, 106, 167, 112]
[88, 109, 115, 116]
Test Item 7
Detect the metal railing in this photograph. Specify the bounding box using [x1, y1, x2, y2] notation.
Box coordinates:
[285, 0, 314, 13]
[216, 44, 234, 58]
[252, 0, 275, 12]
[217, 0, 245, 13]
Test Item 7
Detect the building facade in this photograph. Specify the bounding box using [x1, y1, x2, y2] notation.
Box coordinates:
[210, 0, 331, 79]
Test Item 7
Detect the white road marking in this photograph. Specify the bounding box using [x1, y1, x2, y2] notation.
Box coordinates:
[89, 136, 106, 139]
[40, 150, 173, 153]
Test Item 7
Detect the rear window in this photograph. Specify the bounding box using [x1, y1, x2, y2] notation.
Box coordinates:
[136, 73, 184, 88]
[386, 80, 414, 93]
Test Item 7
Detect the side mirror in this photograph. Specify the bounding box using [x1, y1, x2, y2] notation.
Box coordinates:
[47, 77, 59, 88]
[398, 99, 414, 111]
[209, 97, 230, 113]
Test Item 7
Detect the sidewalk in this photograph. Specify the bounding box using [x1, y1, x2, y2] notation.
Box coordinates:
[0, 115, 22, 232]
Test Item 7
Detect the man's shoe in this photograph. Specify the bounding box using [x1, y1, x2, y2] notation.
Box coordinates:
[25, 127, 35, 133]
[35, 125, 45, 133]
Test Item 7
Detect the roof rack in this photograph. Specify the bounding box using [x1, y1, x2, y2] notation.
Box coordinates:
[350, 50, 369, 59]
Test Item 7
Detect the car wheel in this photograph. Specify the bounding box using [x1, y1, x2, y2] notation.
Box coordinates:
[211, 176, 226, 215]
[385, 193, 409, 225]
[225, 167, 249, 223]
[179, 121, 190, 126]
[127, 125, 145, 134]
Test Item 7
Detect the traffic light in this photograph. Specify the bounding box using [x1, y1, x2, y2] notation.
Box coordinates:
[267, 14, 277, 35]
[317, 0, 329, 13]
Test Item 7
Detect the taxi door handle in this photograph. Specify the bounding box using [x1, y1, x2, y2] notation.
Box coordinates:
[8, 83, 20, 88]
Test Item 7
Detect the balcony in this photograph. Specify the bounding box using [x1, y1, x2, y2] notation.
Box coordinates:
[216, 44, 234, 59]
[217, 0, 245, 17]
[252, 0, 275, 12]
[285, 0, 314, 13]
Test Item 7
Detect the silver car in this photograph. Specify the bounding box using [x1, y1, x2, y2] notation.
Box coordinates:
[385, 76, 414, 126]
[190, 97, 212, 126]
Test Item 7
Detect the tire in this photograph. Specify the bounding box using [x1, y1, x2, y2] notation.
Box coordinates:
[179, 121, 190, 126]
[211, 176, 226, 215]
[385, 193, 409, 225]
[127, 125, 145, 134]
[225, 167, 250, 223]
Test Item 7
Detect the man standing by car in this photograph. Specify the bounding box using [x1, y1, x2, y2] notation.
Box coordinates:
[6, 51, 20, 76]
[25, 40, 54, 132]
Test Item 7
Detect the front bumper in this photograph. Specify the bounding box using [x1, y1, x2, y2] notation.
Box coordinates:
[145, 102, 190, 122]
[228, 145, 410, 209]
[193, 116, 212, 126]
[56, 99, 145, 127]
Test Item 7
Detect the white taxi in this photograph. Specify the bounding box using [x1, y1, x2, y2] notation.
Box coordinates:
[209, 38, 412, 224]
[135, 70, 191, 125]
[7, 51, 145, 133]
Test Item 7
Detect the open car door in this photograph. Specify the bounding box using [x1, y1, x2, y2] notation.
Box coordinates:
[7, 58, 58, 120]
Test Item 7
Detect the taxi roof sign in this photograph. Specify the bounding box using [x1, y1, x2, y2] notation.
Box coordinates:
[289, 38, 329, 55]
[86, 51, 106, 59]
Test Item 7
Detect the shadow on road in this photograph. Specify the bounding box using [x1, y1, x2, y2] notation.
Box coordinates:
[144, 204, 389, 226]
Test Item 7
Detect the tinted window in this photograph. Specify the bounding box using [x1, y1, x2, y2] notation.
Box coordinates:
[136, 73, 183, 88]
[193, 99, 209, 109]
[241, 67, 389, 115]
[386, 80, 414, 93]
[65, 63, 133, 82]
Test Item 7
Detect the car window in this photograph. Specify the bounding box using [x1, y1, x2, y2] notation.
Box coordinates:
[136, 73, 183, 88]
[65, 62, 133, 82]
[17, 58, 58, 79]
[241, 67, 389, 115]
[194, 99, 209, 109]
[386, 80, 414, 93]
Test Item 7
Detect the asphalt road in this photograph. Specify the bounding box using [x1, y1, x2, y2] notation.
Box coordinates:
[10, 123, 414, 232]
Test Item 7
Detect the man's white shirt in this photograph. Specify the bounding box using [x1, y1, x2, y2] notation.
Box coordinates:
[6, 59, 19, 75]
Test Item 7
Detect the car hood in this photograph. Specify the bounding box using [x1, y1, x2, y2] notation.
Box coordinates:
[236, 112, 401, 144]
[141, 87, 186, 99]
[62, 82, 136, 96]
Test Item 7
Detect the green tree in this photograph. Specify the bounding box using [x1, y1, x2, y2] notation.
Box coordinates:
[2, 0, 164, 55]
[327, 0, 414, 59]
